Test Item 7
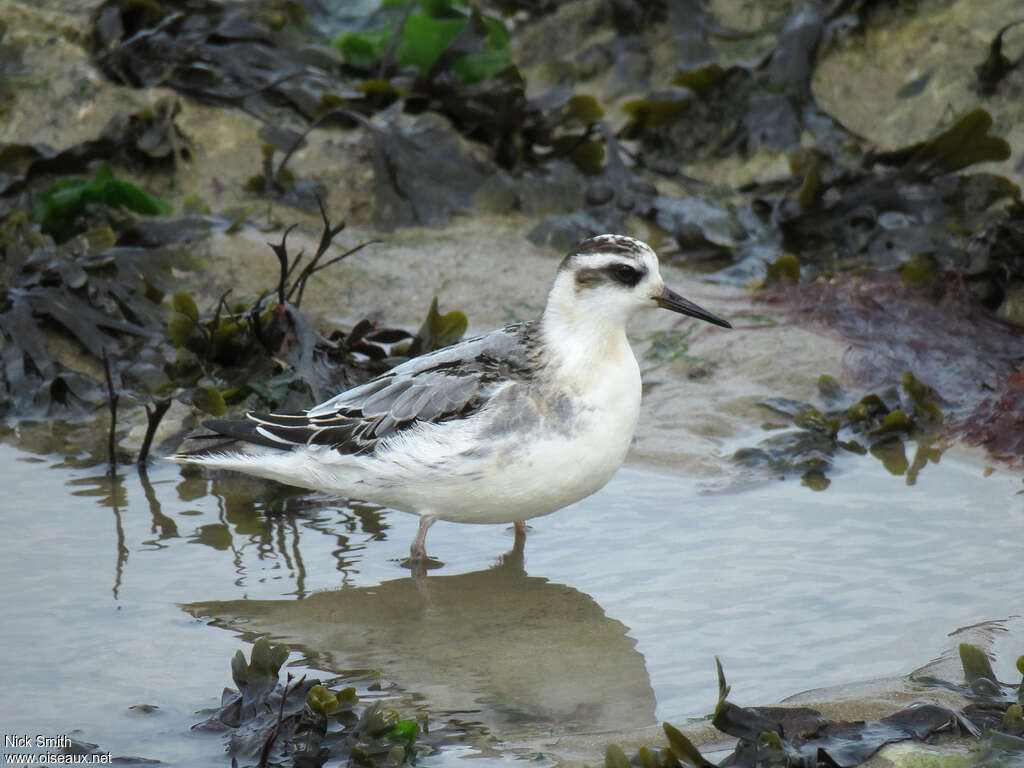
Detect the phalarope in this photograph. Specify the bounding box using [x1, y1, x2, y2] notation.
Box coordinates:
[174, 235, 730, 561]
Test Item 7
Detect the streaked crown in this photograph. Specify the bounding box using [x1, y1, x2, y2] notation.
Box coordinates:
[557, 234, 659, 294]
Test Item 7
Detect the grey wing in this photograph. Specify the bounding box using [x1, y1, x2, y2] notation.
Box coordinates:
[243, 322, 540, 455]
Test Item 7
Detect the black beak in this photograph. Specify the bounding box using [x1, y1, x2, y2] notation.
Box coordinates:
[655, 287, 732, 328]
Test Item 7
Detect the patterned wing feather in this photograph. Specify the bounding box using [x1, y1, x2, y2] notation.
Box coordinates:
[226, 323, 540, 456]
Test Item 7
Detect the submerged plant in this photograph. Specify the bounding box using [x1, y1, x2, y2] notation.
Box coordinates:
[194, 637, 426, 768]
[602, 649, 1024, 768]
[736, 370, 948, 487]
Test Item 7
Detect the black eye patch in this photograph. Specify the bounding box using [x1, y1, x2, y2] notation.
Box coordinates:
[606, 263, 644, 286]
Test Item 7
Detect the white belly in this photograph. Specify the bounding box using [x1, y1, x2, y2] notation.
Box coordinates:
[360, 355, 643, 524]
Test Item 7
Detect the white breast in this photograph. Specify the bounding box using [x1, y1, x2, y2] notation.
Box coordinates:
[384, 331, 642, 524]
[281, 324, 644, 525]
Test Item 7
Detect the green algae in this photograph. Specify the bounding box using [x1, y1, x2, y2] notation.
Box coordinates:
[800, 468, 830, 491]
[403, 296, 468, 357]
[381, 718, 419, 748]
[739, 369, 948, 484]
[604, 743, 631, 768]
[198, 637, 428, 768]
[663, 722, 714, 768]
[765, 252, 800, 284]
[1002, 704, 1023, 735]
[622, 88, 694, 136]
[872, 409, 912, 436]
[875, 108, 1011, 175]
[333, 2, 512, 85]
[643, 327, 698, 368]
[671, 62, 728, 94]
[902, 370, 945, 426]
[817, 373, 842, 402]
[959, 643, 998, 687]
[33, 163, 172, 243]
[900, 253, 940, 285]
[916, 641, 1022, 709]
[793, 407, 839, 438]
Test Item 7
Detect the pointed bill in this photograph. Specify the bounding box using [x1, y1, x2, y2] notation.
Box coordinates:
[655, 287, 732, 328]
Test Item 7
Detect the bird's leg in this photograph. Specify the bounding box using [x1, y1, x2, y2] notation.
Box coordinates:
[496, 520, 528, 570]
[410, 516, 436, 560]
[513, 520, 527, 550]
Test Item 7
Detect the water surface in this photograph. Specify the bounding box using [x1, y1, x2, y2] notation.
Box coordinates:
[0, 432, 1021, 764]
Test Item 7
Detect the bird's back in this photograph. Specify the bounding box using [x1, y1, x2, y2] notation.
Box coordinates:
[174, 321, 543, 472]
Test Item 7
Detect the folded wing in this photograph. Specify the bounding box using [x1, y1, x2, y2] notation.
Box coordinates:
[199, 322, 540, 456]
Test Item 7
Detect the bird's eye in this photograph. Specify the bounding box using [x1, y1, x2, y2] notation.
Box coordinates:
[610, 264, 641, 285]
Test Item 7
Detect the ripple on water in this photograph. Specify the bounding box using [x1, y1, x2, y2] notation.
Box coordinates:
[0, 440, 1021, 764]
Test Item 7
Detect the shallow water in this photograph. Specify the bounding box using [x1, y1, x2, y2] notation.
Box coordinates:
[0, 431, 1022, 765]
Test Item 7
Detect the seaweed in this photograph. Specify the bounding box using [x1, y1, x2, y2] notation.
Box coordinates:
[0, 96, 474, 447]
[0, 104, 224, 423]
[975, 20, 1024, 95]
[954, 365, 1024, 468]
[161, 206, 465, 425]
[870, 108, 1011, 176]
[0, 99, 192, 201]
[193, 637, 424, 768]
[603, 646, 1024, 768]
[403, 296, 467, 358]
[333, 1, 512, 85]
[735, 370, 946, 486]
[913, 644, 1024, 720]
[84, 0, 631, 227]
[0, 211, 183, 417]
[246, 135, 328, 214]
[93, 0, 325, 120]
[733, 107, 1023, 309]
[90, 0, 531, 167]
[33, 163, 172, 243]
[364, 110, 491, 229]
[192, 638, 478, 768]
[160, 209, 385, 411]
[515, 2, 1024, 352]
[620, 1, 854, 167]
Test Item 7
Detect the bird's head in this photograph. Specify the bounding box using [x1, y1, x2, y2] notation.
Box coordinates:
[544, 234, 732, 330]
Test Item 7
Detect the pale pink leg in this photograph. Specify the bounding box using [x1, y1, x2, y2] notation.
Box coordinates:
[410, 516, 435, 560]
[513, 520, 527, 535]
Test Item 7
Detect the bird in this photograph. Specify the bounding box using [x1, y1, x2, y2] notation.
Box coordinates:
[173, 234, 731, 562]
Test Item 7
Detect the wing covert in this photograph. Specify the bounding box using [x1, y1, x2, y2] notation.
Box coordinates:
[242, 322, 540, 455]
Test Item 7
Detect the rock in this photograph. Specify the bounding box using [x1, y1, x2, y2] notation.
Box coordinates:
[996, 282, 1024, 327]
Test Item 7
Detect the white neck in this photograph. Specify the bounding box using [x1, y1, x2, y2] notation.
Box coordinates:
[538, 276, 637, 385]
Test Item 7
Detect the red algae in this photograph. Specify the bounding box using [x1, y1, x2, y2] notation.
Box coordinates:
[760, 272, 1024, 464]
[956, 364, 1024, 467]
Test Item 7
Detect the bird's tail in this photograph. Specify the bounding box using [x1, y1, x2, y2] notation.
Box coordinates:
[171, 418, 291, 469]
[170, 417, 345, 496]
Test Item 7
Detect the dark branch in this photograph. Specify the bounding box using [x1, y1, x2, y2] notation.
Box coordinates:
[275, 108, 373, 180]
[138, 399, 172, 465]
[257, 672, 306, 768]
[287, 194, 349, 308]
[269, 223, 299, 306]
[378, 0, 419, 79]
[102, 348, 118, 475]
